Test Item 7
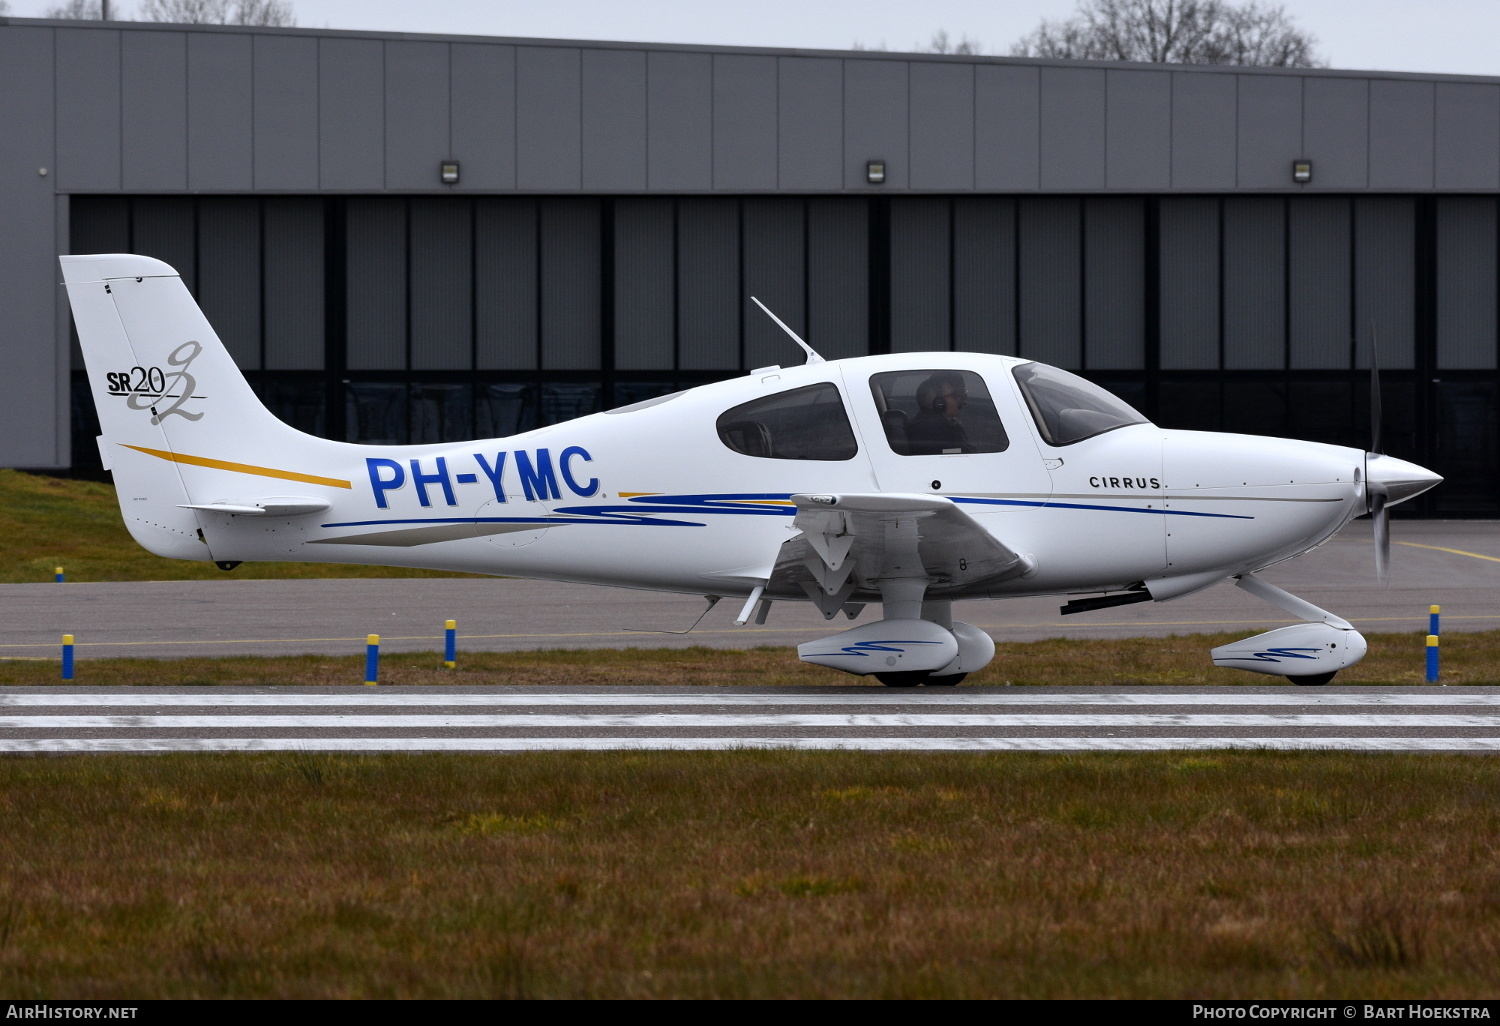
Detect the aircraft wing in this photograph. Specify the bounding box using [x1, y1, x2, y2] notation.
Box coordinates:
[766, 492, 1033, 616]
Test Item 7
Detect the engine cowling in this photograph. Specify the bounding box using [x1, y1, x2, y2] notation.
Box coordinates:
[1210, 622, 1367, 678]
[797, 618, 958, 676]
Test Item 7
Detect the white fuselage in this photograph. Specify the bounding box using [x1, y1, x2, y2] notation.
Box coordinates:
[198, 352, 1367, 603]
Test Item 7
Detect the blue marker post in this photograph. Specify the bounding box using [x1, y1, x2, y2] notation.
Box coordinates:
[54, 566, 64, 583]
[1426, 634, 1440, 684]
[1430, 604, 1441, 637]
[61, 634, 74, 680]
[365, 634, 380, 685]
[444, 619, 457, 669]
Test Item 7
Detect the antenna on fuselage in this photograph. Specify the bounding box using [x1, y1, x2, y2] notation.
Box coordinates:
[751, 296, 824, 365]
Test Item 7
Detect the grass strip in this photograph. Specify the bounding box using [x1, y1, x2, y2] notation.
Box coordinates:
[0, 469, 479, 582]
[0, 750, 1496, 998]
[2, 631, 1496, 687]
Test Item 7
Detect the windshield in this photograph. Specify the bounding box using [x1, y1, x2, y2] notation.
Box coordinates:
[1012, 363, 1149, 446]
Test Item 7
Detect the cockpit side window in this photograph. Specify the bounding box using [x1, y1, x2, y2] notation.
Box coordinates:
[1011, 363, 1149, 446]
[716, 382, 859, 461]
[868, 370, 1009, 456]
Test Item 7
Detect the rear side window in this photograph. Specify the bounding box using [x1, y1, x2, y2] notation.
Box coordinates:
[868, 370, 1009, 456]
[716, 383, 859, 461]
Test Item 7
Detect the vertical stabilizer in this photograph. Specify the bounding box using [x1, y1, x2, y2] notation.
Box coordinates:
[61, 253, 337, 561]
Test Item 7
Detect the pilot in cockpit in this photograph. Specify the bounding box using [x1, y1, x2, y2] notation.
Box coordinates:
[908, 373, 976, 455]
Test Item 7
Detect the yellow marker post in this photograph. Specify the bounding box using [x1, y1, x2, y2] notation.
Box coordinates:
[61, 634, 74, 680]
[54, 566, 64, 583]
[365, 634, 380, 685]
[444, 619, 457, 669]
[1426, 634, 1439, 684]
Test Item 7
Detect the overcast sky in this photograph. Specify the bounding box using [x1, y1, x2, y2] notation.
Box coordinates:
[9, 0, 1500, 78]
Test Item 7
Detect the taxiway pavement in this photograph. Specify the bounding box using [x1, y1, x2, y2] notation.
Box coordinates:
[1, 520, 1495, 660]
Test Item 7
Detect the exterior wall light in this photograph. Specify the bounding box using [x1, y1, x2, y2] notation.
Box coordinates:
[866, 160, 886, 185]
[1292, 159, 1312, 184]
[440, 161, 460, 185]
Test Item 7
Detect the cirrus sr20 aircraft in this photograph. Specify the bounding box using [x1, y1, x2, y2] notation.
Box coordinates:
[63, 253, 1441, 687]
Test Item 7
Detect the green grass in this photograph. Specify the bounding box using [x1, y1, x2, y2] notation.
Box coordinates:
[0, 469, 480, 582]
[0, 751, 1497, 998]
[2, 630, 1495, 687]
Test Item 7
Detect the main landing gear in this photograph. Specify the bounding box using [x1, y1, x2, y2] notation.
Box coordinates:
[875, 671, 967, 688]
[797, 579, 997, 686]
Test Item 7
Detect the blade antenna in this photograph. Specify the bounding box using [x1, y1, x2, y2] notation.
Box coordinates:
[751, 296, 824, 365]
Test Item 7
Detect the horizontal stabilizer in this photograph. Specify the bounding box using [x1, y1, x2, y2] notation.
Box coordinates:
[179, 498, 332, 517]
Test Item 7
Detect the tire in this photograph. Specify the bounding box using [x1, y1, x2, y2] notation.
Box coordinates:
[876, 671, 929, 687]
[1288, 671, 1336, 686]
[923, 673, 967, 687]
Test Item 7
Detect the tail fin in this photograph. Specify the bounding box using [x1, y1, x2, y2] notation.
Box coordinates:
[61, 254, 341, 560]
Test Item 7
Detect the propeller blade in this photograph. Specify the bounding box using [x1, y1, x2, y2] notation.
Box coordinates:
[1372, 491, 1389, 585]
[1369, 323, 1382, 455]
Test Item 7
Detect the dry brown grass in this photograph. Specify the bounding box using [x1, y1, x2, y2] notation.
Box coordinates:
[0, 751, 1497, 998]
[0, 469, 479, 583]
[2, 629, 1496, 687]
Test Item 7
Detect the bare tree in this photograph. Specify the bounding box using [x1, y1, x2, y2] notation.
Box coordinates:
[853, 30, 984, 55]
[45, 0, 111, 17]
[139, 0, 293, 25]
[923, 29, 984, 55]
[1011, 0, 1324, 67]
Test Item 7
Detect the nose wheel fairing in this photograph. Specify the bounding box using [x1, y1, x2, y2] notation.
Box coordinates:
[1212, 575, 1367, 685]
[1211, 622, 1368, 679]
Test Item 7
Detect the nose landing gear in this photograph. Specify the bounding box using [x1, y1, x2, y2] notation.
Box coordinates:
[1211, 576, 1367, 686]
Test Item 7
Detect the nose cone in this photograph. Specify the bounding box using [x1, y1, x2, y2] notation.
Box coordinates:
[1366, 453, 1443, 507]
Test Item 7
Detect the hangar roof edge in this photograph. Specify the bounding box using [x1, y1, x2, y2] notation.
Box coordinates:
[4, 14, 1498, 87]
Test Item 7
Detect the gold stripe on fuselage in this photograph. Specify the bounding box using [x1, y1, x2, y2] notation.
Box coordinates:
[120, 444, 353, 490]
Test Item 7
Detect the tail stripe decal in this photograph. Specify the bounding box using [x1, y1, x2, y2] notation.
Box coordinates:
[121, 444, 353, 490]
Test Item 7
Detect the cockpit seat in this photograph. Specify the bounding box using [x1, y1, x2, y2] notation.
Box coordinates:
[718, 419, 774, 458]
[880, 409, 911, 455]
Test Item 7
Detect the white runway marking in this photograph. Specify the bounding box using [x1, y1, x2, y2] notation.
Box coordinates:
[2, 737, 1500, 752]
[4, 691, 1500, 707]
[2, 714, 1500, 729]
[3, 689, 1496, 752]
[7, 712, 1500, 728]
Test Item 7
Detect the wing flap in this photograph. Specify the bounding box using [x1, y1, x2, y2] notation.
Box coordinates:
[771, 493, 1031, 609]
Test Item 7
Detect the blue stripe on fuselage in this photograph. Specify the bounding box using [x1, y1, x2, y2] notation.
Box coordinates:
[321, 492, 1254, 531]
[952, 496, 1254, 520]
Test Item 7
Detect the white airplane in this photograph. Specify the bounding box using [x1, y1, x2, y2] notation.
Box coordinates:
[61, 253, 1441, 687]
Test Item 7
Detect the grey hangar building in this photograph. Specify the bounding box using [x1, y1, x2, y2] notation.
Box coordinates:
[1, 16, 1498, 517]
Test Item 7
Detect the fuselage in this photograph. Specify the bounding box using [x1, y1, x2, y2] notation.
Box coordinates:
[198, 352, 1370, 603]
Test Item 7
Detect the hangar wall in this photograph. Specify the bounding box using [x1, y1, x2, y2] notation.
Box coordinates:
[63, 191, 1499, 515]
[3, 17, 1500, 515]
